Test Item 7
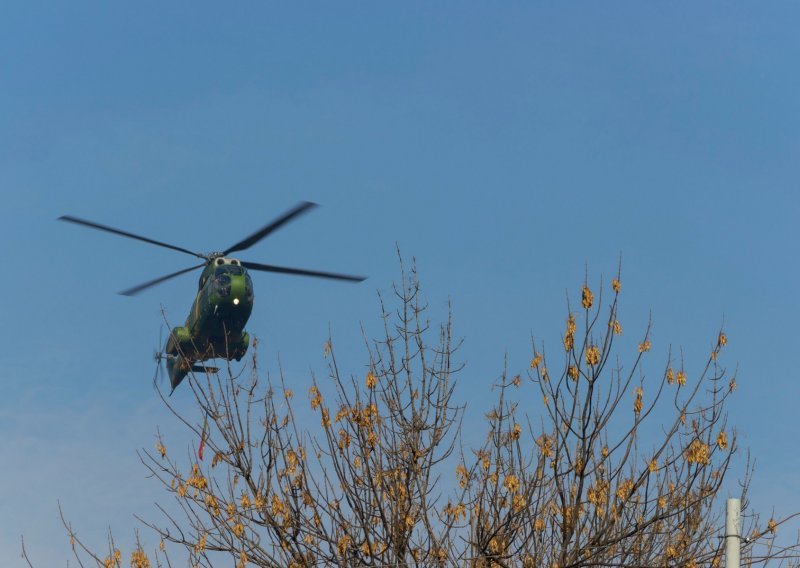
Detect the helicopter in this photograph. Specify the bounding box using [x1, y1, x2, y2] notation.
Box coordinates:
[59, 201, 365, 392]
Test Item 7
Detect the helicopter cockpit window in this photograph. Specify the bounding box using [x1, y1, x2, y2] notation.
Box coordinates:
[215, 266, 244, 276]
[214, 272, 232, 297]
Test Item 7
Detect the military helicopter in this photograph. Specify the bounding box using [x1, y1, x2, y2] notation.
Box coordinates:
[59, 202, 365, 392]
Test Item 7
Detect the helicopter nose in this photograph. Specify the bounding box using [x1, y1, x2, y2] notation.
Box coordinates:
[230, 277, 246, 305]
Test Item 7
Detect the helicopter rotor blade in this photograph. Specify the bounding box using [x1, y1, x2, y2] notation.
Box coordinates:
[223, 201, 318, 256]
[59, 215, 206, 259]
[241, 261, 366, 283]
[119, 262, 207, 296]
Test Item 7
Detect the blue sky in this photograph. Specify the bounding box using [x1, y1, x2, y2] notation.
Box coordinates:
[2, 2, 799, 564]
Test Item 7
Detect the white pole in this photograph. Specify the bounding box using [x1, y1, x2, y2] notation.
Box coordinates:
[726, 497, 741, 568]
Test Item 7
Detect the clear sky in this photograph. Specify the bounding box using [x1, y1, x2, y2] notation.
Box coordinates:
[2, 2, 799, 564]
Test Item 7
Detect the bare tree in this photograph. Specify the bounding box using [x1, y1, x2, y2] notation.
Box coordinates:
[30, 261, 800, 567]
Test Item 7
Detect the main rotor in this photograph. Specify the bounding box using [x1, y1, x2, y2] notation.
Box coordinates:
[59, 201, 366, 295]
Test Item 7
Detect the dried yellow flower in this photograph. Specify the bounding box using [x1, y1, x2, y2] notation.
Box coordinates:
[612, 278, 621, 293]
[568, 365, 580, 380]
[616, 479, 634, 500]
[582, 285, 594, 309]
[716, 431, 728, 450]
[768, 518, 777, 534]
[564, 314, 576, 351]
[648, 458, 658, 473]
[511, 423, 522, 441]
[155, 442, 166, 459]
[365, 371, 376, 389]
[633, 387, 643, 414]
[586, 345, 600, 366]
[666, 368, 675, 385]
[677, 370, 687, 386]
[685, 439, 711, 465]
[638, 340, 651, 353]
[537, 434, 554, 458]
[456, 463, 469, 488]
[531, 354, 543, 369]
[612, 320, 622, 335]
[504, 474, 520, 493]
[718, 332, 728, 347]
[337, 534, 352, 556]
[130, 550, 151, 568]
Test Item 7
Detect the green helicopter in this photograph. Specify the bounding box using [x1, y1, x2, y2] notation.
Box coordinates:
[59, 202, 365, 392]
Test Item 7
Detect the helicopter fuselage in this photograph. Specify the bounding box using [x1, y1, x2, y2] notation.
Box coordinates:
[164, 257, 254, 391]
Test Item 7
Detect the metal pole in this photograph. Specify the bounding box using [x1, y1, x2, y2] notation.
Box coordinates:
[726, 497, 741, 568]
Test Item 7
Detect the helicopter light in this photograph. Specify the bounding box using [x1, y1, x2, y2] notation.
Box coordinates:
[233, 298, 240, 305]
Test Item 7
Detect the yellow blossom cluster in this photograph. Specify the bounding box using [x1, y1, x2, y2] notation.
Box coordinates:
[615, 478, 634, 501]
[612, 278, 621, 293]
[489, 535, 508, 555]
[456, 463, 470, 488]
[308, 386, 323, 410]
[205, 494, 220, 516]
[337, 534, 352, 556]
[271, 494, 287, 518]
[530, 354, 542, 369]
[194, 533, 207, 552]
[130, 549, 151, 568]
[564, 314, 576, 351]
[638, 340, 651, 353]
[537, 434, 554, 458]
[685, 439, 711, 465]
[103, 550, 121, 568]
[582, 285, 594, 309]
[443, 501, 467, 521]
[186, 464, 208, 492]
[633, 387, 643, 414]
[503, 474, 520, 493]
[716, 431, 728, 450]
[586, 345, 600, 366]
[366, 370, 377, 389]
